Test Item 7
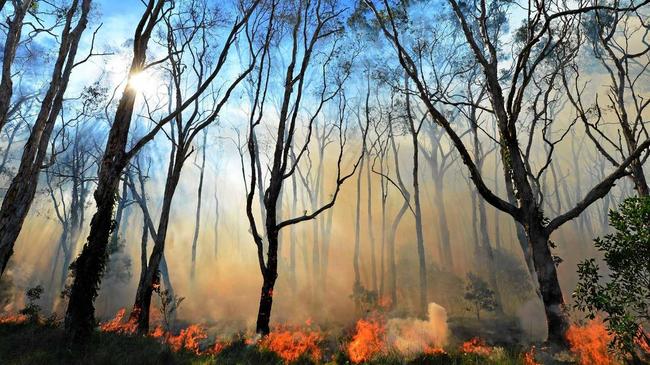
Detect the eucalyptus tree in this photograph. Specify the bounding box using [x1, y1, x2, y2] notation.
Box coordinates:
[0, 0, 93, 277]
[364, 0, 650, 346]
[44, 86, 103, 305]
[0, 0, 35, 131]
[64, 0, 262, 340]
[123, 0, 261, 334]
[190, 129, 208, 279]
[563, 7, 650, 197]
[243, 0, 363, 335]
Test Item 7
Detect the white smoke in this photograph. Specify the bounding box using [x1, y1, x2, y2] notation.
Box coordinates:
[386, 302, 448, 356]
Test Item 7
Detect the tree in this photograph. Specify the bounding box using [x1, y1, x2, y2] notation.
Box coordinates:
[574, 197, 650, 359]
[363, 0, 650, 346]
[244, 0, 362, 334]
[0, 0, 93, 277]
[0, 0, 35, 131]
[126, 0, 260, 334]
[564, 8, 650, 197]
[64, 0, 261, 340]
[464, 273, 497, 320]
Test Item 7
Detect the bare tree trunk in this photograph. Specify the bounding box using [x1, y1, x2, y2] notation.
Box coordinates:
[289, 173, 297, 292]
[432, 176, 453, 269]
[405, 89, 428, 317]
[353, 157, 364, 289]
[0, 0, 34, 131]
[366, 157, 377, 292]
[213, 192, 220, 259]
[130, 164, 181, 334]
[528, 224, 569, 345]
[65, 0, 167, 340]
[0, 0, 91, 277]
[190, 130, 207, 280]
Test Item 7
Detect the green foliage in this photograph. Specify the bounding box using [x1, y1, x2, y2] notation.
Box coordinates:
[154, 283, 185, 331]
[19, 285, 43, 322]
[574, 197, 650, 355]
[464, 273, 497, 320]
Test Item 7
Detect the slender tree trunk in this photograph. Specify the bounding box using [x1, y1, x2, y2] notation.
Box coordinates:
[130, 158, 182, 334]
[213, 192, 220, 259]
[190, 131, 207, 280]
[366, 157, 377, 292]
[432, 177, 453, 269]
[289, 174, 297, 292]
[0, 0, 34, 131]
[379, 172, 387, 299]
[353, 157, 364, 288]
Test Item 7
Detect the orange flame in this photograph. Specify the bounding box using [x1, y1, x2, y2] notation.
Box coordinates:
[0, 313, 28, 324]
[260, 326, 323, 363]
[423, 345, 446, 356]
[162, 324, 209, 354]
[566, 319, 615, 365]
[635, 327, 650, 355]
[460, 338, 492, 356]
[523, 346, 541, 365]
[347, 319, 385, 363]
[99, 308, 137, 334]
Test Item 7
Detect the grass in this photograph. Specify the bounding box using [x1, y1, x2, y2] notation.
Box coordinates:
[0, 322, 541, 364]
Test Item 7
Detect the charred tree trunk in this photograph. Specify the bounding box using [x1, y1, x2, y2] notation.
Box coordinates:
[255, 226, 278, 335]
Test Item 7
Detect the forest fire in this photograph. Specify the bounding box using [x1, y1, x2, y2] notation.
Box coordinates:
[260, 326, 323, 363]
[566, 319, 615, 365]
[0, 313, 27, 324]
[523, 346, 541, 365]
[347, 318, 386, 363]
[460, 337, 493, 356]
[98, 308, 137, 334]
[161, 324, 209, 354]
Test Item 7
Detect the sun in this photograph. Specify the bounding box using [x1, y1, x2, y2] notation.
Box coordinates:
[127, 71, 154, 93]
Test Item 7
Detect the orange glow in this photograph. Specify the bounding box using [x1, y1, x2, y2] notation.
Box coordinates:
[347, 319, 385, 363]
[523, 346, 541, 365]
[260, 326, 323, 363]
[635, 327, 650, 355]
[460, 338, 492, 356]
[566, 319, 615, 365]
[99, 308, 137, 334]
[0, 313, 28, 324]
[423, 345, 446, 355]
[166, 325, 209, 354]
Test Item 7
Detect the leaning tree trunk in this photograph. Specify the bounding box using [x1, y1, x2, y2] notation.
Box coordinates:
[130, 163, 181, 334]
[65, 0, 165, 341]
[0, 0, 90, 277]
[0, 0, 34, 131]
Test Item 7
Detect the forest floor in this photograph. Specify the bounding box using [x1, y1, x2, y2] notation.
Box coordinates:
[0, 320, 571, 365]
